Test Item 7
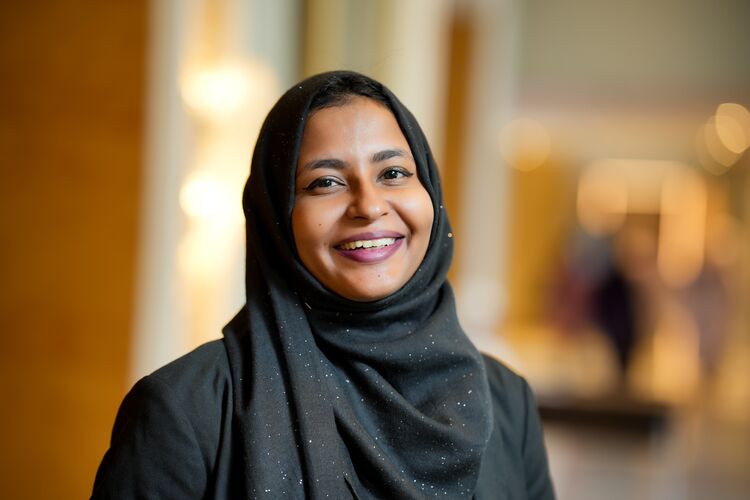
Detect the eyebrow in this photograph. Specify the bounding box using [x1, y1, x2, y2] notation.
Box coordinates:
[300, 158, 346, 172]
[299, 149, 411, 173]
[371, 148, 409, 163]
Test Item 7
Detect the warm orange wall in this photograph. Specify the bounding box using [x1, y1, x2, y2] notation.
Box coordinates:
[505, 163, 575, 328]
[0, 2, 146, 498]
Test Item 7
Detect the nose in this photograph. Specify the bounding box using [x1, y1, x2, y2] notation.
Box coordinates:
[346, 180, 388, 221]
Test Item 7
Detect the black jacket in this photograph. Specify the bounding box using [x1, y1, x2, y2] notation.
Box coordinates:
[92, 340, 555, 499]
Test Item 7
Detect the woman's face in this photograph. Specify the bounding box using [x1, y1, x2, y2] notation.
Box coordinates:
[292, 97, 434, 302]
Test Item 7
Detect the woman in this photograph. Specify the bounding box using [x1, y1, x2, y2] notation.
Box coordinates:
[92, 71, 554, 499]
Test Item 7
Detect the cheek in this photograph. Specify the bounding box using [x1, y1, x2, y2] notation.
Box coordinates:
[405, 189, 434, 236]
[292, 199, 338, 256]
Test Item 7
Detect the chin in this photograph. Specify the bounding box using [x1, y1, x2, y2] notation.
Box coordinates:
[340, 280, 401, 303]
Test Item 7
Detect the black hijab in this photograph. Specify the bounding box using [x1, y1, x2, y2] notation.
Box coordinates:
[222, 71, 493, 499]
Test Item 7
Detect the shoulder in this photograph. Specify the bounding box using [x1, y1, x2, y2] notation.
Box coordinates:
[146, 339, 230, 397]
[130, 339, 232, 452]
[92, 340, 234, 499]
[480, 352, 540, 450]
[120, 340, 232, 432]
[481, 353, 538, 434]
[478, 353, 556, 499]
[481, 353, 530, 404]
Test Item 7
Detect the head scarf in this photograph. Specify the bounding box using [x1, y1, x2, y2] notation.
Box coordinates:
[223, 71, 492, 499]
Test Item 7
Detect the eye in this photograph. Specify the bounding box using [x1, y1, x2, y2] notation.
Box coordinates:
[303, 176, 344, 192]
[380, 167, 413, 182]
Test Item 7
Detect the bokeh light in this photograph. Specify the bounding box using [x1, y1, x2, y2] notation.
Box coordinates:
[499, 117, 551, 171]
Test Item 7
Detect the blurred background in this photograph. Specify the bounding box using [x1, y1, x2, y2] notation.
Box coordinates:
[1, 0, 748, 498]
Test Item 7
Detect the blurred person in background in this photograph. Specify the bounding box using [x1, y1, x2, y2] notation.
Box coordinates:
[91, 71, 555, 499]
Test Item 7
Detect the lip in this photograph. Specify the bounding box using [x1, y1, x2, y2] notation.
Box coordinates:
[334, 238, 404, 263]
[333, 231, 405, 264]
[334, 231, 405, 246]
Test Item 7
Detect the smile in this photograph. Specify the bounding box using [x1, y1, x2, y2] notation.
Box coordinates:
[338, 237, 397, 250]
[334, 232, 405, 263]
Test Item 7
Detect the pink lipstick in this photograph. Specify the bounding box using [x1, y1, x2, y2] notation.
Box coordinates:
[334, 231, 404, 263]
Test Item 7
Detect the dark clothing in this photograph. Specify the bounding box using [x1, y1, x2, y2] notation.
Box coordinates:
[92, 340, 554, 499]
[220, 72, 499, 498]
[93, 71, 555, 499]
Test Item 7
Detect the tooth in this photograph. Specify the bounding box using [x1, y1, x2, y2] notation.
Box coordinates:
[340, 237, 397, 250]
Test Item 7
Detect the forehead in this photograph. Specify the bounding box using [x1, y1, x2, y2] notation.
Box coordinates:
[298, 98, 411, 159]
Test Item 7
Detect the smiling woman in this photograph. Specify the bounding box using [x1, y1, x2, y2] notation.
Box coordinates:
[91, 71, 555, 499]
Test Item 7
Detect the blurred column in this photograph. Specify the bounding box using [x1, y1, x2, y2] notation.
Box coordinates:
[130, 0, 195, 383]
[130, 0, 298, 383]
[303, 0, 452, 155]
[454, 0, 521, 351]
[373, 0, 452, 154]
[303, 0, 360, 74]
